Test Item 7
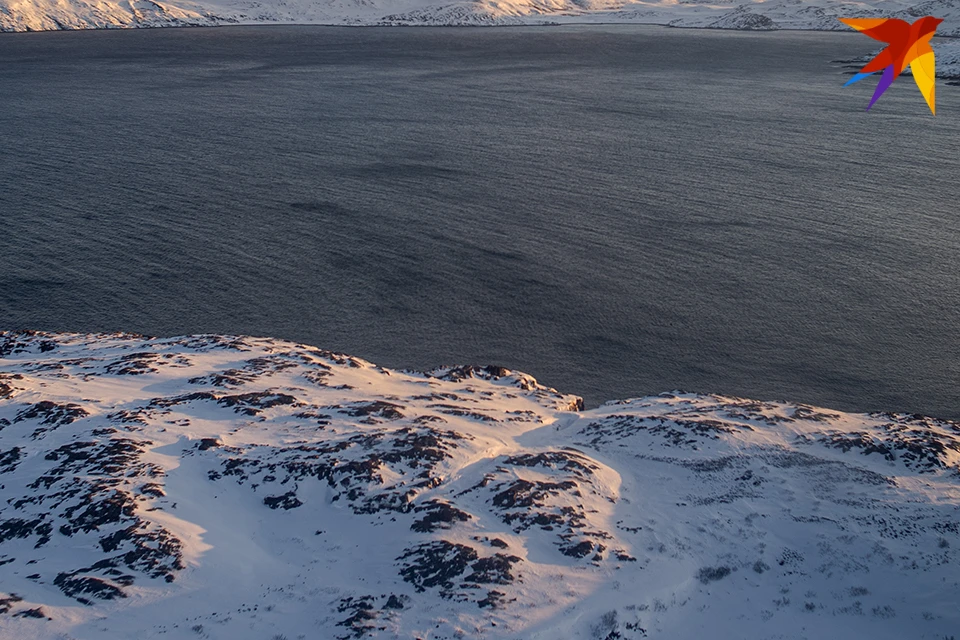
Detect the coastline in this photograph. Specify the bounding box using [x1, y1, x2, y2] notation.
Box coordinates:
[4, 18, 960, 79]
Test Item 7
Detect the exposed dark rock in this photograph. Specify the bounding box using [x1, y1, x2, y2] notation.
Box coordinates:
[104, 352, 160, 375]
[411, 500, 472, 532]
[560, 541, 594, 558]
[697, 566, 732, 584]
[398, 541, 479, 592]
[264, 491, 303, 510]
[149, 392, 217, 409]
[335, 596, 386, 639]
[0, 330, 59, 356]
[197, 438, 222, 451]
[814, 422, 960, 473]
[60, 490, 136, 535]
[340, 401, 405, 421]
[491, 479, 579, 511]
[430, 365, 512, 382]
[503, 451, 599, 477]
[427, 404, 497, 422]
[478, 589, 512, 609]
[14, 401, 88, 438]
[218, 391, 299, 415]
[463, 553, 521, 585]
[0, 447, 22, 474]
[0, 518, 52, 546]
[0, 593, 23, 614]
[53, 573, 126, 604]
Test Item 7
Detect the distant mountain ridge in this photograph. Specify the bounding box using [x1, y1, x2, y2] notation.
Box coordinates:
[0, 330, 957, 639]
[4, 0, 960, 34]
[6, 0, 960, 78]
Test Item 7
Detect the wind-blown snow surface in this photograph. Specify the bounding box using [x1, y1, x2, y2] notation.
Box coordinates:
[0, 331, 957, 639]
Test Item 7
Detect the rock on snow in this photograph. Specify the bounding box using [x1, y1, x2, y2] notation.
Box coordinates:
[0, 330, 957, 639]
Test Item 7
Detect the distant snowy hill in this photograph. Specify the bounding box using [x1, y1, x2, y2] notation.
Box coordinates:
[0, 330, 957, 640]
[5, 0, 960, 79]
[6, 0, 960, 34]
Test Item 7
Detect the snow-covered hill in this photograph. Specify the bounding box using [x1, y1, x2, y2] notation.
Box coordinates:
[0, 330, 957, 639]
[5, 0, 960, 34]
[6, 0, 960, 80]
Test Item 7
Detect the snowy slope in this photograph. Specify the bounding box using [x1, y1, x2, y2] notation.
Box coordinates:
[5, 0, 960, 35]
[0, 330, 957, 640]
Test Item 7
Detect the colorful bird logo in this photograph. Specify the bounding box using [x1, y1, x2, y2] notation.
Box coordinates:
[839, 16, 942, 114]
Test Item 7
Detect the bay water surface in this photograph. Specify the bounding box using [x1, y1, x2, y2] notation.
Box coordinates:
[1, 25, 958, 416]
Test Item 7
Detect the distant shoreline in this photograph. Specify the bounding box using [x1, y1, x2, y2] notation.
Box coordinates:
[2, 21, 958, 41]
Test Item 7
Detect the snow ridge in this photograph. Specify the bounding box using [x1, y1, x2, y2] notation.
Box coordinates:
[0, 330, 957, 639]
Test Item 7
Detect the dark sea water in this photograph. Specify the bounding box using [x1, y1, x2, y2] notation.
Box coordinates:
[0, 25, 958, 416]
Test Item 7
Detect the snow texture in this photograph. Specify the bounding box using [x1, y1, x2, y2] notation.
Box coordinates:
[0, 330, 957, 639]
